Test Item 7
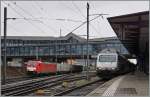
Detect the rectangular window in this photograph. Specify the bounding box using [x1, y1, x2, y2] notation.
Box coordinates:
[77, 45, 82, 54]
[20, 47, 24, 55]
[99, 55, 116, 62]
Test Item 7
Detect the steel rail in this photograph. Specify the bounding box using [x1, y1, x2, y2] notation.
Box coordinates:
[3, 75, 87, 96]
[54, 79, 104, 96]
[4, 76, 70, 96]
[2, 74, 71, 93]
[5, 76, 32, 84]
[2, 74, 69, 89]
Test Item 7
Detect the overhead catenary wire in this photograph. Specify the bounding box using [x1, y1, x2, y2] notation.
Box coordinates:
[55, 18, 83, 23]
[34, 1, 65, 36]
[2, 1, 107, 38]
[2, 1, 48, 35]
[1, 17, 83, 23]
[33, 1, 85, 35]
[33, 1, 79, 35]
[7, 24, 28, 36]
[1, 23, 22, 36]
[2, 1, 85, 37]
[60, 1, 84, 20]
[70, 15, 102, 33]
[58, 1, 87, 34]
[97, 16, 103, 36]
[32, 1, 43, 16]
[72, 1, 86, 19]
[34, 1, 45, 15]
[11, 1, 58, 34]
[1, 17, 44, 23]
[71, 1, 100, 36]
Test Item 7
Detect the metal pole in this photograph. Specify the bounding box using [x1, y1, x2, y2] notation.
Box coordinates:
[82, 49, 85, 72]
[70, 44, 72, 73]
[2, 7, 7, 85]
[86, 3, 89, 80]
[55, 39, 57, 63]
[36, 47, 38, 60]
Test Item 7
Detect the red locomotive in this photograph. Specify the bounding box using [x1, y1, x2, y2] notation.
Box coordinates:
[26, 60, 83, 75]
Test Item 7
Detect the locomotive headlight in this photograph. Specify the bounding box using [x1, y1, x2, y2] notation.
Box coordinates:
[27, 67, 36, 71]
[97, 67, 102, 70]
[97, 67, 104, 70]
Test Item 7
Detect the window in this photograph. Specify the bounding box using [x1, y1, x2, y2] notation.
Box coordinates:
[14, 48, 19, 55]
[83, 45, 87, 54]
[76, 45, 82, 54]
[65, 45, 70, 54]
[24, 41, 28, 45]
[59, 45, 65, 54]
[38, 47, 49, 55]
[99, 55, 116, 62]
[28, 61, 38, 66]
[43, 47, 49, 55]
[10, 48, 15, 55]
[50, 46, 54, 55]
[20, 47, 24, 55]
[71, 45, 76, 54]
[88, 45, 93, 54]
[29, 47, 35, 55]
[6, 48, 10, 55]
[24, 47, 30, 55]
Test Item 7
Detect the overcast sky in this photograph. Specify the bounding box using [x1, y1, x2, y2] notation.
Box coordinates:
[1, 1, 149, 38]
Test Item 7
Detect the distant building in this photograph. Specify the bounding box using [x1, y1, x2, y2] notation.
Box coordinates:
[1, 32, 129, 63]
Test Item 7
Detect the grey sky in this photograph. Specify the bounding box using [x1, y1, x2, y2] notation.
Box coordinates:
[1, 1, 149, 38]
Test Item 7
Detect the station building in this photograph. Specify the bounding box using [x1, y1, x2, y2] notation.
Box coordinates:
[1, 32, 129, 66]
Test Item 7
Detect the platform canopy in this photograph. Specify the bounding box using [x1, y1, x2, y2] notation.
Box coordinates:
[107, 11, 149, 56]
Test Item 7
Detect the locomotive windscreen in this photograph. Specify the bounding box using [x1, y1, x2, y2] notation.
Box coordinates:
[28, 61, 38, 66]
[99, 55, 116, 62]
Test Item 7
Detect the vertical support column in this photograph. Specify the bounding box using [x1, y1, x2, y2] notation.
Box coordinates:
[36, 46, 38, 60]
[70, 44, 72, 73]
[137, 15, 142, 72]
[86, 3, 89, 80]
[2, 7, 7, 85]
[55, 39, 57, 63]
[121, 24, 124, 40]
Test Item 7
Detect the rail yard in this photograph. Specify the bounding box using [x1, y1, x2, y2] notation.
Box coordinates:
[2, 72, 99, 96]
[1, 1, 149, 96]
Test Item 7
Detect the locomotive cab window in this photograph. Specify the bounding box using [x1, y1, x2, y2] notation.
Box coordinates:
[99, 55, 117, 62]
[43, 62, 49, 64]
[28, 61, 37, 66]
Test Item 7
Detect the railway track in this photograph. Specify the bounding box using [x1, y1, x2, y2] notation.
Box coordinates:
[32, 76, 106, 96]
[5, 71, 95, 84]
[53, 78, 105, 96]
[5, 75, 55, 84]
[5, 76, 32, 84]
[2, 73, 95, 96]
[1, 75, 71, 96]
[61, 80, 105, 96]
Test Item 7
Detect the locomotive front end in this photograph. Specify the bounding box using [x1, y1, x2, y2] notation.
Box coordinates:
[96, 49, 118, 79]
[26, 60, 41, 75]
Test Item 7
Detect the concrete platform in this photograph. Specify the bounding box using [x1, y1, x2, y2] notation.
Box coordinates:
[88, 71, 149, 96]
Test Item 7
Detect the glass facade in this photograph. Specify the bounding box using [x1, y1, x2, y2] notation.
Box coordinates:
[1, 36, 129, 57]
